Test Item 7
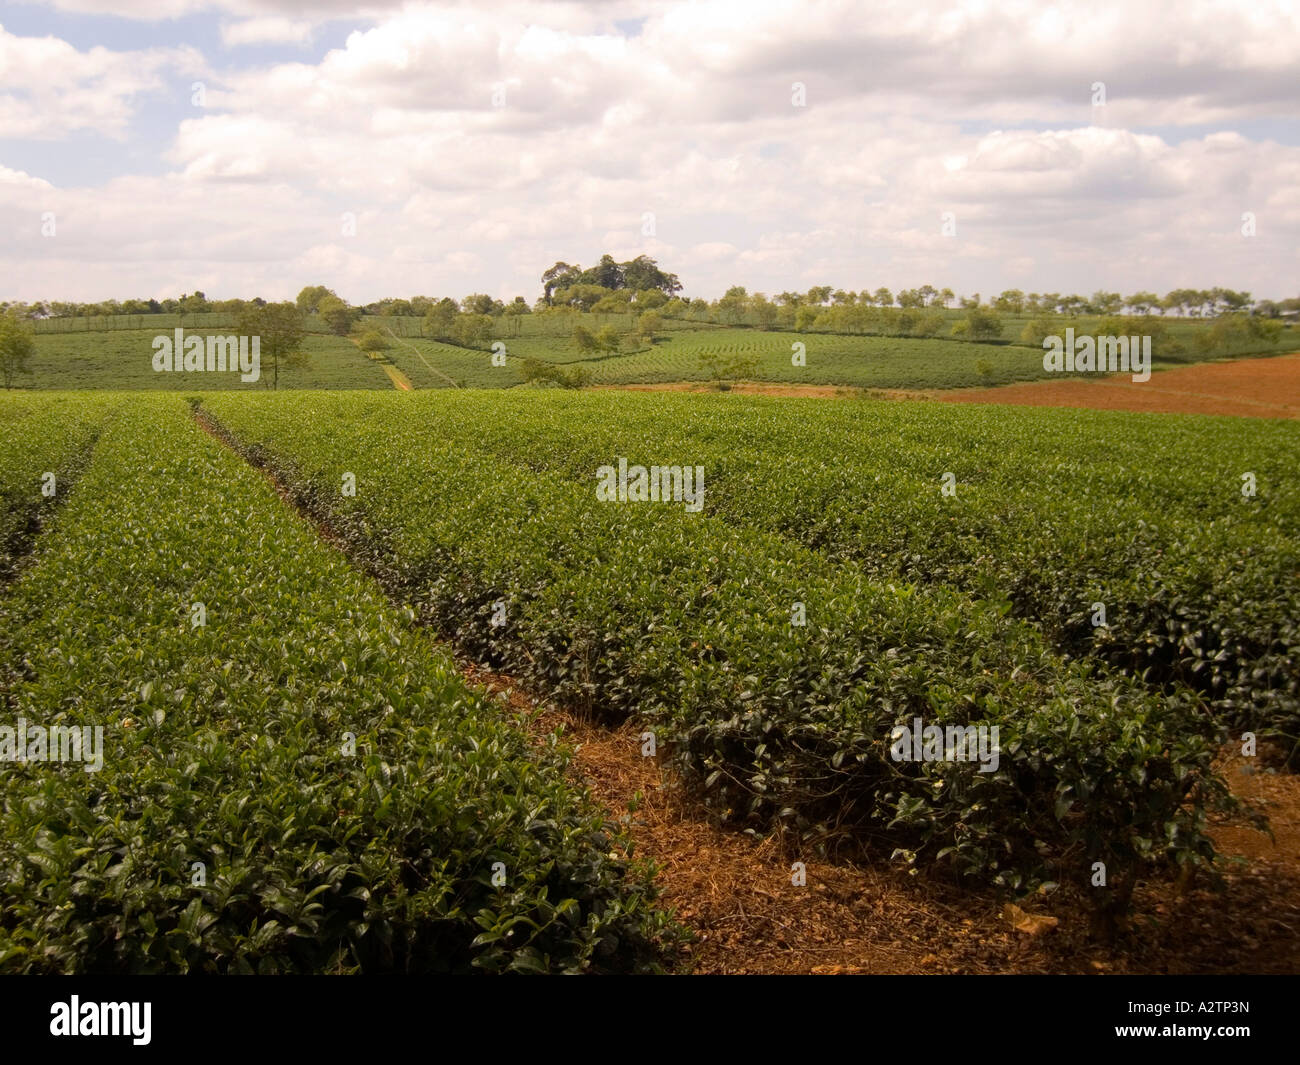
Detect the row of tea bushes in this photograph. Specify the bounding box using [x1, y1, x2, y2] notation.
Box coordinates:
[202, 392, 1232, 907]
[0, 392, 122, 580]
[0, 395, 670, 973]
[391, 390, 1300, 761]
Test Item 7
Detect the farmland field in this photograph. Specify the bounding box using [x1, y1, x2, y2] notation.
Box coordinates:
[190, 392, 1295, 900]
[3, 383, 1299, 973]
[938, 351, 1300, 419]
[0, 393, 668, 973]
[26, 330, 393, 391]
[21, 315, 1297, 393]
[262, 389, 1298, 758]
[4, 379, 1299, 975]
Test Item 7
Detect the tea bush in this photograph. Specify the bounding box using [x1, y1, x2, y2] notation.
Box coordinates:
[203, 391, 1232, 902]
[0, 392, 121, 580]
[0, 396, 670, 973]
[392, 390, 1300, 761]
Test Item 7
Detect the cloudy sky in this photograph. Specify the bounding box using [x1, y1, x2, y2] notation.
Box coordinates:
[1, 0, 1297, 305]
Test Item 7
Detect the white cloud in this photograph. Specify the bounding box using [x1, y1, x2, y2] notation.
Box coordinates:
[2, 1, 1298, 302]
[221, 17, 315, 46]
[0, 25, 203, 138]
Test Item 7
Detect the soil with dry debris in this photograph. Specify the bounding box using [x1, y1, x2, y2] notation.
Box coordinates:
[465, 663, 1300, 975]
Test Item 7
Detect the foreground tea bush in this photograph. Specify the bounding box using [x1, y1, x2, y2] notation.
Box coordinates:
[394, 390, 1300, 762]
[0, 396, 669, 973]
[0, 392, 121, 581]
[204, 392, 1232, 908]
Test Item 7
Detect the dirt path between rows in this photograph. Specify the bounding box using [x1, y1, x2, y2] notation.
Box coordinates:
[468, 670, 1300, 975]
[193, 404, 1300, 974]
[346, 337, 413, 391]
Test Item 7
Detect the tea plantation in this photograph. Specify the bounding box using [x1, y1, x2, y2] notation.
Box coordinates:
[2, 386, 1295, 972]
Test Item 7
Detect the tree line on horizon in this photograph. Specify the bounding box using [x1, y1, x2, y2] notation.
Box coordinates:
[3, 252, 1297, 324]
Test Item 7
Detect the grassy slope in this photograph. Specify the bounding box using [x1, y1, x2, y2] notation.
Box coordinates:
[26, 330, 393, 390]
[16, 314, 1297, 391]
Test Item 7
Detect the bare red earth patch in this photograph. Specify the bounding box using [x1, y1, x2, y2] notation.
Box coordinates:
[935, 352, 1300, 419]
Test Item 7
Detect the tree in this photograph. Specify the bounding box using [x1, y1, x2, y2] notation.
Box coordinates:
[454, 313, 494, 348]
[952, 308, 1003, 341]
[699, 350, 759, 385]
[716, 286, 749, 324]
[1089, 290, 1123, 315]
[993, 289, 1025, 314]
[620, 255, 681, 296]
[586, 254, 624, 290]
[1020, 317, 1058, 346]
[0, 312, 35, 388]
[750, 294, 779, 331]
[238, 302, 307, 390]
[424, 298, 459, 338]
[541, 262, 582, 304]
[595, 325, 622, 353]
[545, 254, 681, 304]
[296, 285, 334, 313]
[317, 294, 358, 336]
[874, 287, 893, 308]
[592, 291, 633, 314]
[522, 358, 590, 389]
[637, 310, 663, 343]
[358, 330, 390, 352]
[632, 288, 667, 310]
[938, 287, 955, 308]
[573, 325, 600, 355]
[554, 283, 613, 312]
[461, 293, 504, 316]
[1125, 291, 1160, 316]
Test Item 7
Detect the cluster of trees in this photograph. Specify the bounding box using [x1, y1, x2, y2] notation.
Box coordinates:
[520, 359, 591, 389]
[986, 287, 1260, 317]
[8, 270, 1294, 329]
[295, 286, 363, 336]
[362, 294, 533, 319]
[0, 292, 245, 320]
[542, 254, 682, 305]
[0, 311, 36, 388]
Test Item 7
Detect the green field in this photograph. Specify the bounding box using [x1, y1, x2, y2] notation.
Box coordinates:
[25, 330, 392, 390]
[189, 390, 1289, 893]
[17, 313, 1295, 393]
[4, 383, 1297, 972]
[0, 392, 669, 973]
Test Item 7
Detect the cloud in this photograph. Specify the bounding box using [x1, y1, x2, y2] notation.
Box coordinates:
[0, 24, 203, 139]
[2, 1, 1298, 302]
[220, 17, 315, 46]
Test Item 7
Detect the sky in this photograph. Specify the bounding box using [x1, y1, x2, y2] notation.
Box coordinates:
[1, 0, 1297, 305]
